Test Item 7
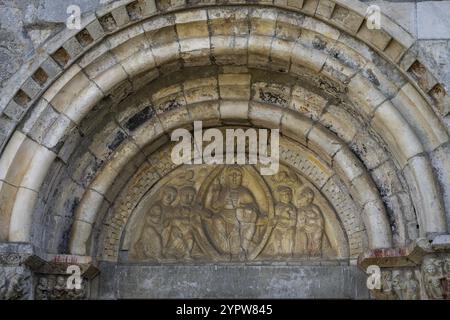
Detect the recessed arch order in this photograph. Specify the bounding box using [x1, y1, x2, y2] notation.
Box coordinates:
[0, 1, 448, 267]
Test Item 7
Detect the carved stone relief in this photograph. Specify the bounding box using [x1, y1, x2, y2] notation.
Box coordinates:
[126, 164, 343, 262]
[35, 274, 87, 300]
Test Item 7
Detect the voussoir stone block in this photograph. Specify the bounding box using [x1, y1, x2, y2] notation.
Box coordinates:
[152, 84, 187, 112]
[41, 57, 62, 80]
[3, 101, 26, 122]
[383, 40, 407, 64]
[90, 163, 118, 201]
[330, 5, 364, 34]
[248, 35, 272, 68]
[350, 173, 380, 207]
[109, 141, 144, 174]
[121, 49, 156, 77]
[179, 38, 211, 67]
[131, 68, 159, 91]
[316, 0, 335, 19]
[83, 52, 129, 94]
[183, 77, 219, 104]
[69, 220, 93, 255]
[144, 21, 178, 46]
[158, 106, 192, 132]
[301, 0, 319, 15]
[175, 10, 208, 38]
[371, 101, 424, 168]
[252, 82, 290, 107]
[78, 41, 111, 69]
[333, 147, 364, 183]
[19, 145, 56, 191]
[186, 101, 221, 127]
[140, 0, 157, 16]
[0, 131, 26, 181]
[290, 86, 327, 121]
[9, 187, 38, 241]
[211, 36, 248, 65]
[361, 199, 391, 249]
[348, 73, 387, 119]
[62, 37, 84, 60]
[4, 137, 40, 187]
[307, 125, 343, 164]
[88, 122, 127, 162]
[75, 189, 105, 224]
[302, 16, 340, 44]
[58, 125, 83, 164]
[1, 0, 450, 301]
[275, 12, 303, 41]
[250, 9, 278, 37]
[130, 118, 165, 150]
[370, 160, 404, 197]
[248, 102, 283, 129]
[48, 67, 104, 124]
[86, 19, 105, 41]
[270, 38, 295, 72]
[322, 106, 358, 143]
[21, 100, 54, 137]
[41, 65, 80, 102]
[321, 57, 356, 84]
[111, 6, 130, 27]
[406, 155, 446, 233]
[0, 181, 17, 240]
[288, 0, 304, 10]
[291, 43, 327, 73]
[208, 8, 249, 36]
[42, 114, 74, 151]
[357, 23, 392, 52]
[67, 150, 104, 188]
[350, 131, 389, 170]
[151, 42, 181, 66]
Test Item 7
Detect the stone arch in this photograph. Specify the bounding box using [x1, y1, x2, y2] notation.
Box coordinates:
[119, 153, 350, 261]
[0, 0, 449, 299]
[86, 110, 390, 262]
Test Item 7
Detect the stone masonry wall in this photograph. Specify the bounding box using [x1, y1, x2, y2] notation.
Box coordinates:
[1, 0, 450, 92]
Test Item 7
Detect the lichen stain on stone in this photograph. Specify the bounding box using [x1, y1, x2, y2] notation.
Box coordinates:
[258, 89, 287, 105]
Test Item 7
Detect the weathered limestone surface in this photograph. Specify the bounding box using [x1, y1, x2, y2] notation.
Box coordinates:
[0, 0, 449, 300]
[0, 1, 448, 89]
[98, 263, 370, 299]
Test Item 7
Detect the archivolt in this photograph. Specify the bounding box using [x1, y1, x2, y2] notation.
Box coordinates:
[0, 3, 448, 261]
